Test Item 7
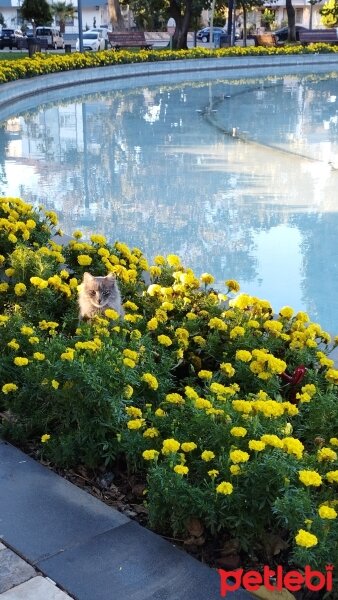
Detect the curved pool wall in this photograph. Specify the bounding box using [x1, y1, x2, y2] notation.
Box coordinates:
[1, 53, 338, 121]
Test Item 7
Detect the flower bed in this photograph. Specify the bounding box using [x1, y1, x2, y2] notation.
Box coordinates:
[0, 42, 337, 85]
[0, 197, 337, 584]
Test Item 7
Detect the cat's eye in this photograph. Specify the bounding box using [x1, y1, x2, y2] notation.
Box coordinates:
[102, 290, 109, 297]
[89, 290, 96, 297]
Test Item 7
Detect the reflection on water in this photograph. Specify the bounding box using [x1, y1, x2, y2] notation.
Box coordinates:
[1, 72, 338, 332]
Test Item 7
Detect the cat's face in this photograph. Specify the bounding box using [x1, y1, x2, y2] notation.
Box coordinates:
[82, 272, 117, 308]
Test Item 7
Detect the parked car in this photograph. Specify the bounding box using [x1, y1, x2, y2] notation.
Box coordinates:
[273, 25, 308, 42]
[35, 26, 64, 49]
[86, 28, 111, 49]
[196, 26, 226, 43]
[76, 31, 106, 52]
[0, 28, 23, 49]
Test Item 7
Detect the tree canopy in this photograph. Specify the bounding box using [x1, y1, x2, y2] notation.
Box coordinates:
[20, 0, 53, 26]
[52, 1, 76, 33]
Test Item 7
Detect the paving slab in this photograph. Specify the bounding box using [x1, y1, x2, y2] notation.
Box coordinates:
[0, 576, 71, 599]
[0, 442, 128, 563]
[0, 549, 36, 593]
[37, 521, 252, 600]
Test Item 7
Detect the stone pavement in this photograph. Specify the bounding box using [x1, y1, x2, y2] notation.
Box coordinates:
[0, 440, 253, 600]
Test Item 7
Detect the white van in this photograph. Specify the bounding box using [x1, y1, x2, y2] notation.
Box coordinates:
[35, 26, 65, 49]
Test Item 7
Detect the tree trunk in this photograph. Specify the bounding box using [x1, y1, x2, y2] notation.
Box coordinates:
[108, 0, 125, 30]
[242, 6, 247, 47]
[286, 0, 296, 41]
[170, 0, 191, 49]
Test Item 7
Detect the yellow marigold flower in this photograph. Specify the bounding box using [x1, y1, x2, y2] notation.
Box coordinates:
[232, 400, 252, 414]
[295, 529, 318, 548]
[326, 470, 338, 483]
[208, 469, 219, 478]
[201, 273, 215, 285]
[155, 408, 166, 417]
[230, 465, 241, 475]
[198, 370, 213, 380]
[147, 284, 161, 297]
[123, 357, 136, 368]
[90, 234, 106, 246]
[283, 437, 304, 460]
[220, 363, 235, 377]
[185, 386, 199, 400]
[166, 254, 181, 267]
[298, 470, 323, 487]
[8, 339, 20, 351]
[30, 276, 48, 289]
[41, 434, 51, 443]
[127, 418, 145, 430]
[143, 428, 159, 438]
[51, 380, 59, 390]
[216, 481, 234, 495]
[225, 280, 240, 293]
[261, 434, 283, 448]
[330, 438, 338, 447]
[21, 326, 34, 336]
[235, 350, 252, 362]
[2, 383, 18, 394]
[181, 442, 197, 453]
[141, 373, 159, 390]
[33, 352, 45, 361]
[248, 440, 266, 452]
[201, 450, 215, 462]
[264, 320, 283, 334]
[318, 505, 337, 519]
[230, 427, 247, 438]
[230, 326, 245, 339]
[125, 406, 142, 418]
[149, 265, 162, 278]
[124, 385, 133, 399]
[0, 315, 9, 325]
[0, 282, 9, 292]
[8, 233, 17, 244]
[318, 447, 337, 462]
[147, 317, 158, 331]
[210, 382, 228, 396]
[14, 283, 26, 296]
[77, 255, 92, 266]
[154, 255, 166, 265]
[247, 319, 260, 329]
[208, 317, 227, 331]
[162, 438, 180, 455]
[45, 210, 58, 225]
[14, 357, 29, 366]
[123, 349, 138, 361]
[174, 464, 189, 475]
[230, 450, 250, 464]
[282, 402, 299, 416]
[165, 393, 185, 405]
[162, 301, 174, 311]
[195, 397, 212, 410]
[325, 368, 338, 385]
[123, 301, 138, 312]
[157, 335, 172, 347]
[279, 306, 294, 319]
[104, 308, 119, 320]
[60, 350, 74, 361]
[142, 449, 159, 460]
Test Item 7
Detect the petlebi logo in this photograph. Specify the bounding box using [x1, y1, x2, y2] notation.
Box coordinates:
[218, 565, 334, 597]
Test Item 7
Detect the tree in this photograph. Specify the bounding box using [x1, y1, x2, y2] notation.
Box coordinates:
[285, 0, 296, 41]
[320, 0, 338, 27]
[236, 0, 264, 46]
[0, 12, 5, 26]
[108, 0, 126, 30]
[20, 0, 52, 27]
[127, 0, 212, 49]
[52, 1, 76, 34]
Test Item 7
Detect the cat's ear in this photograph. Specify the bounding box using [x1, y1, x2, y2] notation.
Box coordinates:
[83, 272, 93, 284]
[106, 272, 116, 280]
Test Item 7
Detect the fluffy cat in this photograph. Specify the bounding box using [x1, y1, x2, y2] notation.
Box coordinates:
[78, 272, 124, 320]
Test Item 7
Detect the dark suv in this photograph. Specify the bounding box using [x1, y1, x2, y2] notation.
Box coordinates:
[0, 28, 22, 49]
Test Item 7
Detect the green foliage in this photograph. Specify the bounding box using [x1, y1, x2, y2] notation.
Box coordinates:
[1, 197, 338, 572]
[51, 1, 76, 33]
[20, 0, 53, 26]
